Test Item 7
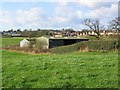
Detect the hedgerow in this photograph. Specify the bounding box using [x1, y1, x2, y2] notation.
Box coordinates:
[50, 40, 119, 54]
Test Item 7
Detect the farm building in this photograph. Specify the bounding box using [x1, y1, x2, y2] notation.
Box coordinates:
[11, 34, 21, 37]
[36, 36, 89, 48]
[20, 39, 30, 48]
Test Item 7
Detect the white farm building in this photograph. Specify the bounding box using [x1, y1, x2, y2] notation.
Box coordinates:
[20, 39, 30, 48]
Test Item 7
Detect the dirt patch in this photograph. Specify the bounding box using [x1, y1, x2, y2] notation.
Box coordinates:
[79, 45, 89, 52]
[3, 49, 49, 55]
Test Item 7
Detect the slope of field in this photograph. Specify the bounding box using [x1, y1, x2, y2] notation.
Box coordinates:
[2, 50, 118, 88]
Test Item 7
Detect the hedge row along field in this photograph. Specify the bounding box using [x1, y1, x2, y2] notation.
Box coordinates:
[50, 40, 119, 54]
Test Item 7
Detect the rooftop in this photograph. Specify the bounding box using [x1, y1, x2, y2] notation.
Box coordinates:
[48, 37, 89, 40]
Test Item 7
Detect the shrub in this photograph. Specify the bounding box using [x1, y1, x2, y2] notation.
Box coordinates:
[35, 37, 49, 50]
[87, 40, 118, 51]
[27, 38, 36, 48]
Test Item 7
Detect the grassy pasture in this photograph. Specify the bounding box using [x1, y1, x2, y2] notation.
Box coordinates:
[2, 50, 118, 88]
[1, 37, 119, 88]
[1, 37, 23, 48]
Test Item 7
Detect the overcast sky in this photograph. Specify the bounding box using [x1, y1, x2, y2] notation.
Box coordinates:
[0, 0, 119, 31]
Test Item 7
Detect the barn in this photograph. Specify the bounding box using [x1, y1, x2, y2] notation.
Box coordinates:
[36, 37, 89, 49]
[49, 37, 89, 48]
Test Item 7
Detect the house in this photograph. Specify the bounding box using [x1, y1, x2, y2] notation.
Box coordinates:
[54, 34, 62, 37]
[106, 32, 115, 35]
[11, 34, 21, 37]
[88, 31, 97, 36]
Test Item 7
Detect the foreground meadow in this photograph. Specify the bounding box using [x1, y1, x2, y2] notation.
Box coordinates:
[2, 50, 118, 88]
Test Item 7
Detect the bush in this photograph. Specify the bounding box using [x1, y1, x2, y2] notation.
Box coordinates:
[50, 40, 119, 54]
[35, 37, 49, 50]
[26, 38, 36, 48]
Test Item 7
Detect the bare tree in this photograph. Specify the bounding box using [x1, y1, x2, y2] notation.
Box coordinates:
[84, 19, 104, 39]
[109, 17, 120, 31]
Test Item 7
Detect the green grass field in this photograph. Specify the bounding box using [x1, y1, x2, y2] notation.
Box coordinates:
[1, 37, 119, 88]
[2, 50, 118, 88]
[1, 37, 23, 47]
